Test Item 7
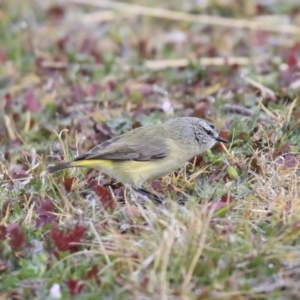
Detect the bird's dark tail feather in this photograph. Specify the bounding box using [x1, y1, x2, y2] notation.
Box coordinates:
[48, 162, 72, 173]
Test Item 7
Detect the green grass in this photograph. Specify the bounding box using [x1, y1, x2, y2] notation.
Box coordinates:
[1, 0, 300, 299]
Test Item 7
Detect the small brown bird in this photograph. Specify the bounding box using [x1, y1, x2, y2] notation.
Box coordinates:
[48, 117, 228, 202]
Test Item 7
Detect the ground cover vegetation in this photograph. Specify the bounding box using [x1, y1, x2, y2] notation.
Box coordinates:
[1, 0, 300, 299]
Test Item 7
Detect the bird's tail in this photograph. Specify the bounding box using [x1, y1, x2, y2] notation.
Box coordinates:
[48, 162, 72, 173]
[47, 159, 111, 173]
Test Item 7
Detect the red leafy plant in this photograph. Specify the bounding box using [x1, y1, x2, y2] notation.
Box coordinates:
[36, 198, 57, 228]
[67, 279, 84, 297]
[50, 224, 86, 253]
[95, 184, 116, 211]
[63, 177, 76, 192]
[67, 265, 100, 297]
[23, 89, 40, 112]
[7, 224, 30, 252]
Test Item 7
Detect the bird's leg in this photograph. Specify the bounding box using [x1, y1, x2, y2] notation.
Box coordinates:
[133, 188, 164, 205]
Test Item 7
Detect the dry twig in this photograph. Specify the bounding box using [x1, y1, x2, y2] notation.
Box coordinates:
[67, 0, 300, 35]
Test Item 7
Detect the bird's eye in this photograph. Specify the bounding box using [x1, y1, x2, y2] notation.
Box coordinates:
[204, 128, 213, 136]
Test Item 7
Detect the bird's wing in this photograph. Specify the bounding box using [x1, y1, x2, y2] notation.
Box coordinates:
[74, 135, 169, 162]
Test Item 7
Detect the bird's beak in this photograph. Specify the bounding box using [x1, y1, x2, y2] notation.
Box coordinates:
[215, 136, 229, 143]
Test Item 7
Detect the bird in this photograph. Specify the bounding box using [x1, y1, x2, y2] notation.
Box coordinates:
[48, 117, 228, 203]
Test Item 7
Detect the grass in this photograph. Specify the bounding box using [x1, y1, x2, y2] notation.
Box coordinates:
[1, 0, 300, 299]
